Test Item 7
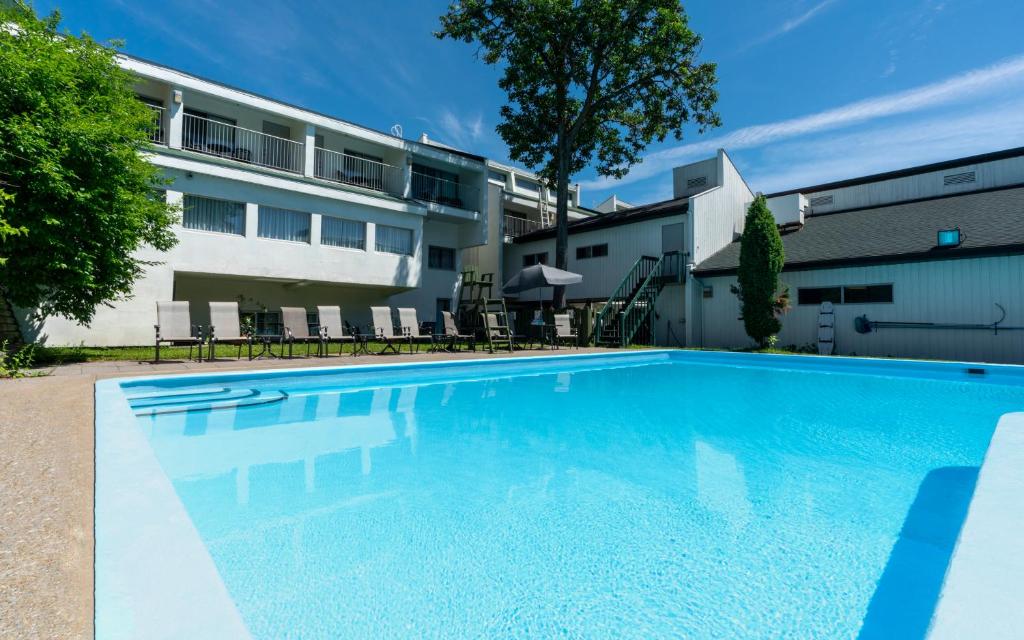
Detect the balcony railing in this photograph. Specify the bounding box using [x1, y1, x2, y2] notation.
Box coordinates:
[146, 104, 166, 144]
[182, 113, 304, 174]
[411, 172, 479, 210]
[503, 214, 546, 238]
[314, 148, 404, 197]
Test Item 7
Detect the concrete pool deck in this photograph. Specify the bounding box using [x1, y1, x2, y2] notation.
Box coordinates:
[0, 347, 613, 640]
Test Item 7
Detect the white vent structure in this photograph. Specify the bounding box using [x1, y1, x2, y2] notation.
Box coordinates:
[943, 171, 976, 186]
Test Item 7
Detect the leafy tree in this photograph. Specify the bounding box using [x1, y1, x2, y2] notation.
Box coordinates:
[732, 195, 788, 346]
[0, 3, 177, 325]
[437, 0, 719, 308]
[0, 190, 25, 265]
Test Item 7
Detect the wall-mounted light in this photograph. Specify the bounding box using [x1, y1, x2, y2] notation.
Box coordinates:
[937, 227, 963, 248]
[173, 89, 183, 104]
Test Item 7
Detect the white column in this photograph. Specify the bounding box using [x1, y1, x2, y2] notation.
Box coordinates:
[367, 222, 377, 253]
[310, 213, 322, 246]
[402, 156, 413, 199]
[245, 202, 259, 239]
[303, 123, 316, 178]
[166, 86, 184, 149]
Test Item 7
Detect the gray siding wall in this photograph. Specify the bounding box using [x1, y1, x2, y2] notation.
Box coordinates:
[695, 255, 1024, 364]
[504, 214, 686, 302]
[801, 155, 1024, 215]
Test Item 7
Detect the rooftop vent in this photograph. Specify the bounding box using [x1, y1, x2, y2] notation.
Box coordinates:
[808, 194, 834, 208]
[943, 171, 976, 186]
[686, 176, 707, 189]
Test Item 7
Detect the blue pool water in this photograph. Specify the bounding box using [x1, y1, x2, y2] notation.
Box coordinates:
[117, 352, 1024, 638]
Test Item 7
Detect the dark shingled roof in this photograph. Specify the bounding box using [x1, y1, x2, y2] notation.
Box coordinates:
[513, 196, 688, 242]
[694, 185, 1024, 275]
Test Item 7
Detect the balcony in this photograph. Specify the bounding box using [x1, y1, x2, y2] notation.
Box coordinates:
[411, 171, 479, 210]
[146, 104, 166, 144]
[314, 147, 404, 197]
[503, 214, 546, 239]
[182, 112, 304, 174]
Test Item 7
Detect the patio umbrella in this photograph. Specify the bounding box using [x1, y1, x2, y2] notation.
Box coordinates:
[502, 264, 583, 325]
[502, 263, 583, 294]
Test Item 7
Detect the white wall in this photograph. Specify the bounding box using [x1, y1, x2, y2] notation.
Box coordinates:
[694, 255, 1024, 364]
[504, 214, 687, 302]
[387, 219, 463, 325]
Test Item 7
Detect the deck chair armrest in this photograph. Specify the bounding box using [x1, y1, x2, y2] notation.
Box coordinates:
[283, 327, 294, 340]
[154, 324, 161, 340]
[191, 324, 204, 339]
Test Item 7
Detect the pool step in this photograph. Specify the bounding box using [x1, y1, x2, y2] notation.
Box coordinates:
[129, 387, 288, 416]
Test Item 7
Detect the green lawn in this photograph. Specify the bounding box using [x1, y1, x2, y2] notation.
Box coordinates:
[31, 342, 366, 366]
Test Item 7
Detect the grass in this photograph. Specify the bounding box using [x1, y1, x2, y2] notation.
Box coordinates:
[31, 341, 367, 366]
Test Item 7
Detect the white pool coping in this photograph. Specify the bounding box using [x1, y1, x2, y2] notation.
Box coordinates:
[926, 412, 1024, 639]
[94, 349, 1024, 637]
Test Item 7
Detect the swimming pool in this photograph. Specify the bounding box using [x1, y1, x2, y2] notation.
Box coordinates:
[95, 351, 1024, 639]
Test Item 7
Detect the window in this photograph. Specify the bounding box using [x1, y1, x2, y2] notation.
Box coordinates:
[576, 243, 608, 260]
[523, 252, 548, 267]
[428, 246, 456, 270]
[376, 224, 414, 255]
[518, 178, 540, 194]
[321, 216, 365, 250]
[411, 163, 461, 206]
[702, 286, 714, 299]
[843, 284, 893, 304]
[182, 195, 245, 235]
[488, 170, 507, 185]
[797, 284, 893, 305]
[797, 287, 842, 305]
[258, 206, 310, 243]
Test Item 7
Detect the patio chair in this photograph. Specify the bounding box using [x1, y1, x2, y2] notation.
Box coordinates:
[438, 311, 475, 352]
[397, 308, 434, 353]
[154, 301, 204, 362]
[553, 313, 579, 349]
[317, 306, 357, 356]
[369, 306, 408, 355]
[280, 307, 319, 358]
[483, 312, 514, 353]
[208, 301, 252, 361]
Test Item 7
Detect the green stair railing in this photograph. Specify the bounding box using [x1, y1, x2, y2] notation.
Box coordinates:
[593, 255, 660, 345]
[616, 251, 685, 347]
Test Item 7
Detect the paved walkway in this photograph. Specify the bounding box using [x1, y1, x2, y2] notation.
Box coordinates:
[0, 346, 613, 639]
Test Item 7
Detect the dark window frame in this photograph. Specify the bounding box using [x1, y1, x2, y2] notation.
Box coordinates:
[797, 283, 894, 305]
[428, 245, 457, 271]
[522, 252, 548, 267]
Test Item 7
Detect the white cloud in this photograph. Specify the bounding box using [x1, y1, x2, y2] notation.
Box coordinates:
[435, 109, 485, 149]
[746, 99, 1024, 193]
[579, 53, 1024, 192]
[746, 0, 838, 49]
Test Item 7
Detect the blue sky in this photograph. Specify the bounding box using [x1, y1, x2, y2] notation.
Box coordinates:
[38, 0, 1024, 208]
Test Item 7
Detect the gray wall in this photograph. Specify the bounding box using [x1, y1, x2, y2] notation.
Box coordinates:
[695, 255, 1024, 364]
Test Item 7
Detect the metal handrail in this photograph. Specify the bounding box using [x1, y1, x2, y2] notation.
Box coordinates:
[146, 104, 166, 144]
[182, 113, 304, 174]
[314, 148, 404, 196]
[618, 251, 684, 347]
[502, 215, 545, 238]
[593, 254, 659, 343]
[411, 171, 479, 210]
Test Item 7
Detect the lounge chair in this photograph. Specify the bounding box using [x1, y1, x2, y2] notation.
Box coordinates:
[483, 312, 514, 353]
[280, 307, 319, 358]
[154, 301, 204, 362]
[317, 306, 357, 356]
[208, 301, 252, 361]
[397, 308, 434, 353]
[369, 306, 408, 354]
[437, 310, 475, 352]
[553, 313, 579, 349]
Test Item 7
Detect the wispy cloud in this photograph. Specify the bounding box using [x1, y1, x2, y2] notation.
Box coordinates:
[746, 0, 838, 49]
[431, 108, 485, 149]
[747, 99, 1024, 192]
[579, 53, 1024, 192]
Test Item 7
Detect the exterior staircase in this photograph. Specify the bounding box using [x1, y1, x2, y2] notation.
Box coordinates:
[594, 251, 683, 347]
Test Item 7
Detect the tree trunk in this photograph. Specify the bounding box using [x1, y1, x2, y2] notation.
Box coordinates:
[552, 139, 570, 310]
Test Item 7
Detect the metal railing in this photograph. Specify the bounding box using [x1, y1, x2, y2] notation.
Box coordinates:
[617, 251, 685, 347]
[314, 148, 404, 196]
[593, 255, 660, 345]
[146, 104, 166, 144]
[502, 214, 546, 238]
[182, 113, 304, 174]
[411, 171, 479, 210]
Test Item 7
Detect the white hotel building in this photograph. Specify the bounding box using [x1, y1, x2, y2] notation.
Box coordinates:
[15, 54, 1024, 364]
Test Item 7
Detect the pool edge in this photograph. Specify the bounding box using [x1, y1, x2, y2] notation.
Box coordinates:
[926, 411, 1024, 639]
